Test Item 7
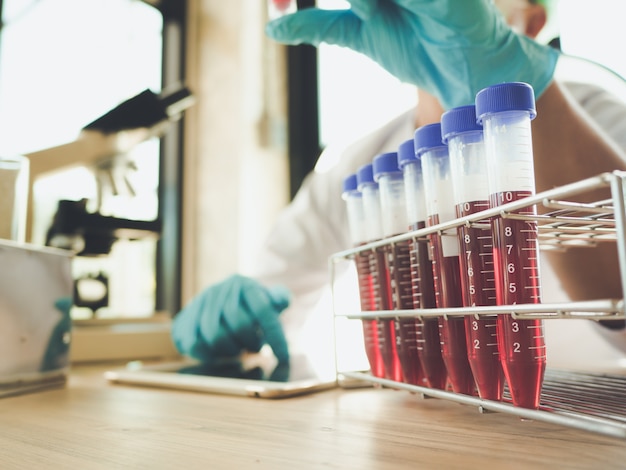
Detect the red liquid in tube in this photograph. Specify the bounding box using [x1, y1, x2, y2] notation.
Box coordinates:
[456, 201, 504, 401]
[409, 221, 447, 389]
[387, 239, 425, 386]
[410, 222, 448, 390]
[491, 191, 545, 409]
[371, 246, 404, 383]
[427, 215, 475, 395]
[354, 250, 385, 378]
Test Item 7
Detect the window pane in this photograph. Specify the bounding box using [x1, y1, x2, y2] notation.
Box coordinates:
[316, 0, 417, 149]
[0, 0, 163, 319]
[559, 0, 626, 80]
[0, 0, 162, 152]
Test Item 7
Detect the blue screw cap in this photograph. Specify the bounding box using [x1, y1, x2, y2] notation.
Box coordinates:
[414, 123, 445, 157]
[342, 173, 358, 194]
[475, 82, 537, 124]
[357, 163, 376, 190]
[372, 152, 400, 181]
[441, 105, 482, 144]
[397, 138, 417, 169]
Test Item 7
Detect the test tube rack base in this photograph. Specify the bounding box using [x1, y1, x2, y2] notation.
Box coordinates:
[339, 369, 626, 440]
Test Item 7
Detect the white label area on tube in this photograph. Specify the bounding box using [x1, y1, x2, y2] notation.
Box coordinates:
[385, 206, 408, 237]
[436, 179, 460, 257]
[456, 174, 490, 206]
[487, 117, 536, 194]
[441, 232, 459, 257]
[491, 160, 535, 194]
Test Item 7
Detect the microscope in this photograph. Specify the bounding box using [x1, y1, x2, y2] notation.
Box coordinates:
[25, 86, 194, 316]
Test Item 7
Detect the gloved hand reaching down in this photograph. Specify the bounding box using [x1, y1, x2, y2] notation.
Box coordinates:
[171, 274, 291, 365]
[265, 0, 560, 110]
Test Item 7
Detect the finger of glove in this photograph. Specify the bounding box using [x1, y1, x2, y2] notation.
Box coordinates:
[256, 307, 289, 365]
[347, 0, 379, 20]
[269, 362, 290, 382]
[266, 8, 364, 50]
[393, 0, 487, 18]
[171, 293, 219, 362]
[266, 284, 291, 311]
[392, 0, 498, 40]
[212, 276, 267, 356]
[236, 279, 289, 363]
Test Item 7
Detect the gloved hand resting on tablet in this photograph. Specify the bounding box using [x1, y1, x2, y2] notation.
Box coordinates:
[171, 274, 291, 365]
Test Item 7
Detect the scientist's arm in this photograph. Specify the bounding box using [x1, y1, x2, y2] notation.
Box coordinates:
[533, 82, 625, 307]
[248, 112, 415, 337]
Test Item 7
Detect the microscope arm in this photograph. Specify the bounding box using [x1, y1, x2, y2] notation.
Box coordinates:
[25, 127, 155, 180]
[25, 86, 193, 180]
[22, 86, 194, 242]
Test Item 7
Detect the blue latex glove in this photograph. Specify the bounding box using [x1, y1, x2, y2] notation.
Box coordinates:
[171, 274, 291, 365]
[265, 0, 560, 109]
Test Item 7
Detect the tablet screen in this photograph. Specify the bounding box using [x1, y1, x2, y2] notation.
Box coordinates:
[172, 353, 322, 383]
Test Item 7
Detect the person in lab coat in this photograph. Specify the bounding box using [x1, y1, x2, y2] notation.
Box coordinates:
[172, 0, 626, 368]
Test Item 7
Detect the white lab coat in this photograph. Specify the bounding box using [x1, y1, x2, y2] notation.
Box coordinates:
[250, 109, 415, 367]
[251, 76, 626, 369]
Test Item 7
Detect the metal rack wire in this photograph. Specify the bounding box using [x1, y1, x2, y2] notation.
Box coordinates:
[330, 171, 626, 439]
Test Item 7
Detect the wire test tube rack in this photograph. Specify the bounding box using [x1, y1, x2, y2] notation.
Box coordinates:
[330, 170, 626, 440]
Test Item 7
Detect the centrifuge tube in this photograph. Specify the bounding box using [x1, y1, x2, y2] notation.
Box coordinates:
[476, 82, 546, 410]
[267, 0, 297, 20]
[373, 152, 425, 387]
[398, 138, 448, 391]
[441, 105, 503, 401]
[342, 174, 385, 379]
[415, 124, 476, 396]
[357, 163, 404, 383]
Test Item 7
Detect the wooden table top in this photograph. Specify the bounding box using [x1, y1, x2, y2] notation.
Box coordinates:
[1, 364, 625, 470]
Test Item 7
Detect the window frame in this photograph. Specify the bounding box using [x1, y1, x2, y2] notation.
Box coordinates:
[287, 0, 320, 199]
[155, 0, 188, 317]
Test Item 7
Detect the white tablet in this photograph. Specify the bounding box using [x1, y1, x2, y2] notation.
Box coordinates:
[104, 350, 338, 398]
